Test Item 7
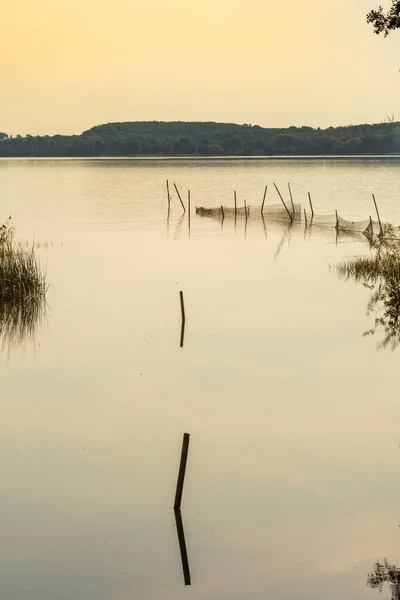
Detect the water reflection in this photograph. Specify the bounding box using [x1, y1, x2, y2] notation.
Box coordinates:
[0, 295, 46, 353]
[368, 560, 400, 599]
[174, 509, 191, 586]
[336, 232, 400, 350]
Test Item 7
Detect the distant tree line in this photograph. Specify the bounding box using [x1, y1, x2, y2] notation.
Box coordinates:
[1, 120, 400, 157]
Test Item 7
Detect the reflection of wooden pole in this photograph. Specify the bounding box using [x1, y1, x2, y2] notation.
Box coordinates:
[174, 509, 191, 585]
[261, 185, 267, 214]
[174, 433, 190, 510]
[174, 183, 186, 213]
[180, 320, 185, 348]
[273, 182, 292, 221]
[308, 192, 314, 218]
[288, 182, 295, 216]
[372, 193, 383, 237]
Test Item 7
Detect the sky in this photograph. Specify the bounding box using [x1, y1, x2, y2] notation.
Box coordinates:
[1, 0, 400, 135]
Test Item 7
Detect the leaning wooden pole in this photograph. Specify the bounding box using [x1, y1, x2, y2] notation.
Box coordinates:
[187, 191, 191, 232]
[261, 185, 268, 214]
[166, 179, 171, 206]
[273, 182, 292, 221]
[304, 208, 307, 227]
[308, 192, 314, 218]
[288, 182, 295, 217]
[174, 433, 190, 510]
[372, 193, 383, 237]
[174, 183, 187, 213]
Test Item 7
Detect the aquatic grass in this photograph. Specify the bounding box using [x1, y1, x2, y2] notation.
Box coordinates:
[0, 224, 47, 351]
[0, 241, 47, 304]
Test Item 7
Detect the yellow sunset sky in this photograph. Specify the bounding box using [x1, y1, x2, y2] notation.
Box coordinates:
[1, 0, 399, 135]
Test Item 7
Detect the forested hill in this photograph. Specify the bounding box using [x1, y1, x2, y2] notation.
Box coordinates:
[1, 120, 400, 156]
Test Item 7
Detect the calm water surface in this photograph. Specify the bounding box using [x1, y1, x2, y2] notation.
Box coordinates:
[1, 158, 400, 600]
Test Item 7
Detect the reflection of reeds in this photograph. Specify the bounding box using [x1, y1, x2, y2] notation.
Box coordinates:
[335, 232, 400, 350]
[0, 241, 47, 351]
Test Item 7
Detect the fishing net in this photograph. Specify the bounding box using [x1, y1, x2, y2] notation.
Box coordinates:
[336, 215, 376, 234]
[308, 214, 337, 228]
[195, 206, 249, 219]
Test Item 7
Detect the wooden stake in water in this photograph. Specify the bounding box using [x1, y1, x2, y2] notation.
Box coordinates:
[221, 205, 225, 220]
[174, 433, 190, 510]
[234, 191, 237, 218]
[273, 182, 292, 221]
[288, 182, 295, 217]
[166, 179, 171, 206]
[174, 183, 186, 213]
[335, 209, 339, 232]
[179, 291, 186, 324]
[187, 190, 191, 234]
[304, 208, 307, 227]
[244, 200, 248, 220]
[308, 192, 314, 218]
[261, 185, 267, 214]
[372, 193, 383, 237]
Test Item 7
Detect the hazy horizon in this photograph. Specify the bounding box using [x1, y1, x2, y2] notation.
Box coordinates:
[2, 0, 399, 137]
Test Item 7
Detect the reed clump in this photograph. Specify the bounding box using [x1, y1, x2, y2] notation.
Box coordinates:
[0, 219, 47, 350]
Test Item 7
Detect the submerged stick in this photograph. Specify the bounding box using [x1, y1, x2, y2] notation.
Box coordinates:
[261, 185, 267, 214]
[308, 192, 314, 218]
[174, 509, 191, 585]
[174, 433, 190, 510]
[288, 182, 295, 217]
[174, 183, 186, 213]
[372, 193, 383, 237]
[273, 182, 292, 221]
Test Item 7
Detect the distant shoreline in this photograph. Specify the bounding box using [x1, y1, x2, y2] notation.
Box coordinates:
[1, 120, 400, 158]
[1, 154, 400, 160]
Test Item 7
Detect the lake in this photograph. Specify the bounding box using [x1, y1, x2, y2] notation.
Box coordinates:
[0, 157, 400, 600]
